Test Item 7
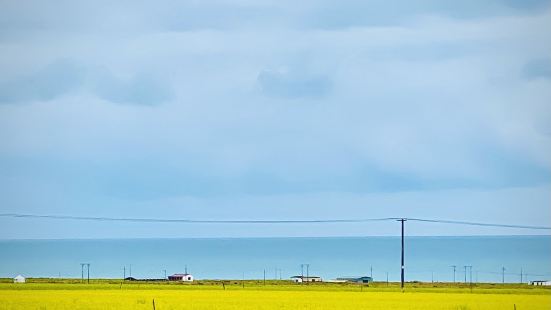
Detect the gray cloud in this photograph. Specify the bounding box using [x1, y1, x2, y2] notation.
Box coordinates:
[1, 0, 549, 39]
[523, 58, 551, 79]
[257, 69, 332, 99]
[92, 70, 173, 106]
[0, 59, 173, 105]
[0, 59, 83, 104]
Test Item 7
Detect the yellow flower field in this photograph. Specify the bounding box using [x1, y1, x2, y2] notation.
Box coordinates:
[0, 286, 550, 310]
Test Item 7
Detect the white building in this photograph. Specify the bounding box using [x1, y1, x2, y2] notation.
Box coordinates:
[168, 273, 194, 282]
[531, 280, 551, 286]
[13, 275, 25, 283]
[291, 276, 322, 283]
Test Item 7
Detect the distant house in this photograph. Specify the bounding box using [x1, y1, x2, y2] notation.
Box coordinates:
[531, 280, 551, 286]
[336, 276, 373, 283]
[168, 273, 194, 282]
[13, 275, 25, 283]
[291, 276, 322, 283]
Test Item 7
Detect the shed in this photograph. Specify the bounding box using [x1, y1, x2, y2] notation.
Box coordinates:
[291, 276, 322, 283]
[13, 275, 25, 283]
[336, 276, 373, 283]
[168, 273, 194, 282]
[531, 280, 551, 286]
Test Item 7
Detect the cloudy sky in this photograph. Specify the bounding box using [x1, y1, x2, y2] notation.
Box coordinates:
[1, 0, 550, 238]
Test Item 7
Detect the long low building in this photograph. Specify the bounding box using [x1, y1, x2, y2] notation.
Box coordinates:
[291, 276, 322, 283]
[336, 276, 373, 283]
[531, 280, 550, 286]
[168, 273, 194, 282]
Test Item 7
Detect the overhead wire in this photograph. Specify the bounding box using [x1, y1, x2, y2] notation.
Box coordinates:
[0, 213, 550, 230]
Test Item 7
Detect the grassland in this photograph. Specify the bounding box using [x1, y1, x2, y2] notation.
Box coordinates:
[0, 279, 549, 309]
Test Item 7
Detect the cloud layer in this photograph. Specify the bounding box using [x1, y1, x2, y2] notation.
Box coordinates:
[0, 0, 550, 237]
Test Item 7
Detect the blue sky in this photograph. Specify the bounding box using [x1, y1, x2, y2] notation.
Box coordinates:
[0, 0, 550, 238]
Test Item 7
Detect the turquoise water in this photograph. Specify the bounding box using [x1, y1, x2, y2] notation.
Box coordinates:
[0, 236, 549, 283]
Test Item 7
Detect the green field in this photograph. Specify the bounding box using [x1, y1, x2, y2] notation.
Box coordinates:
[0, 279, 549, 309]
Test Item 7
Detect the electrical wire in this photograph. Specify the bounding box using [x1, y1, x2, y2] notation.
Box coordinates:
[0, 213, 550, 230]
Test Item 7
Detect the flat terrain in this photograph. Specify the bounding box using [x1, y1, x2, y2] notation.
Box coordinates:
[0, 280, 549, 309]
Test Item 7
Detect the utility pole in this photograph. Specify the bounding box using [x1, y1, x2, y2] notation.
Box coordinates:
[431, 271, 434, 283]
[129, 264, 132, 278]
[386, 272, 389, 286]
[86, 263, 90, 284]
[520, 268, 523, 284]
[123, 266, 126, 279]
[163, 270, 166, 280]
[450, 265, 456, 283]
[80, 263, 85, 283]
[370, 265, 373, 279]
[463, 266, 467, 283]
[398, 219, 406, 290]
[465, 266, 472, 285]
[306, 264, 310, 286]
[502, 267, 506, 284]
[300, 264, 304, 285]
[263, 269, 266, 286]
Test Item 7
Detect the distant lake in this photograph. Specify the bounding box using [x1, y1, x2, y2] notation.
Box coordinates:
[1, 236, 549, 283]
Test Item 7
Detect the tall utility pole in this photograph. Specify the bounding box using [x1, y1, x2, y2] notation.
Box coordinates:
[463, 266, 468, 283]
[129, 264, 132, 278]
[306, 264, 310, 286]
[300, 264, 304, 285]
[520, 268, 523, 284]
[450, 265, 456, 283]
[80, 263, 85, 283]
[502, 267, 506, 284]
[123, 266, 126, 279]
[263, 269, 266, 286]
[398, 219, 406, 290]
[386, 272, 389, 285]
[86, 263, 90, 284]
[370, 265, 373, 279]
[466, 266, 472, 284]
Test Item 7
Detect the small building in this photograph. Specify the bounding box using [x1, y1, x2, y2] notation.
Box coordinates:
[336, 276, 373, 284]
[13, 275, 25, 283]
[168, 273, 194, 282]
[325, 279, 347, 283]
[531, 280, 551, 286]
[291, 276, 322, 283]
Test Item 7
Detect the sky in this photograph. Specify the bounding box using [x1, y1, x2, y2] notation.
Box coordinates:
[0, 0, 550, 238]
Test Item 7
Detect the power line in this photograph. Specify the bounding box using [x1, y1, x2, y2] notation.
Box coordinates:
[0, 213, 549, 230]
[405, 218, 550, 230]
[0, 213, 396, 224]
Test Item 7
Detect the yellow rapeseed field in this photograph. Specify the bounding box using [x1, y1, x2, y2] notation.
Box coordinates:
[0, 286, 550, 310]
